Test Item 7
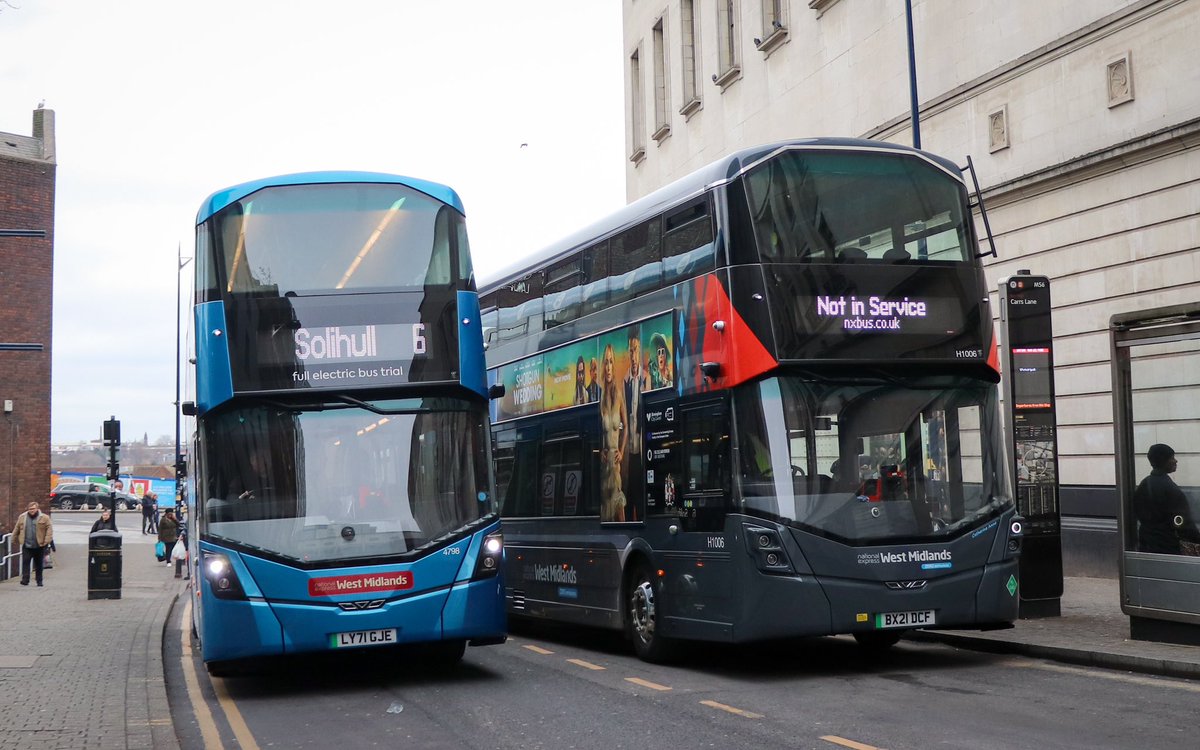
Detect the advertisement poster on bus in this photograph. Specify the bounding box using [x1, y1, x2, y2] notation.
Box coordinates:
[491, 313, 674, 424]
[489, 312, 675, 523]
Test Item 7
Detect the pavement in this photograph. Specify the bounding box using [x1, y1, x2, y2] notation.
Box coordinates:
[0, 520, 1198, 749]
[0, 512, 188, 750]
[913, 575, 1200, 681]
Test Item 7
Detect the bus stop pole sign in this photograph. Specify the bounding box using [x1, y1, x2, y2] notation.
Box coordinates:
[999, 272, 1064, 618]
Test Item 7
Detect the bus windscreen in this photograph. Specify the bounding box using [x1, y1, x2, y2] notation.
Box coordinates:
[211, 182, 470, 296]
[197, 398, 493, 564]
[744, 151, 970, 264]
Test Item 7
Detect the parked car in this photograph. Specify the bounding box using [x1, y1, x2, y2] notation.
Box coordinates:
[48, 482, 142, 511]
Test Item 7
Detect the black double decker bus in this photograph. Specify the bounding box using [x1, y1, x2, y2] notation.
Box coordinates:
[479, 139, 1020, 661]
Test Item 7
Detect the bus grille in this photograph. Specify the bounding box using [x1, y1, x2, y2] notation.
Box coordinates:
[511, 590, 526, 612]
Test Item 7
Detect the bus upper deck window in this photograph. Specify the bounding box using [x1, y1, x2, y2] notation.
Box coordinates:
[663, 198, 715, 284]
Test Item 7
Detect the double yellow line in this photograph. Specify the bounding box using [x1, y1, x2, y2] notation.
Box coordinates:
[179, 600, 262, 750]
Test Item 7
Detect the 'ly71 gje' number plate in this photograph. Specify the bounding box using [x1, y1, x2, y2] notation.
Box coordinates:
[330, 628, 397, 649]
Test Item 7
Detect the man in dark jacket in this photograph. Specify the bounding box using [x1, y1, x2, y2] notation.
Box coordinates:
[1134, 443, 1200, 554]
[142, 491, 158, 534]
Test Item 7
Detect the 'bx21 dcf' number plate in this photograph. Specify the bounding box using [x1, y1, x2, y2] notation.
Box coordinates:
[330, 628, 398, 649]
[874, 610, 935, 629]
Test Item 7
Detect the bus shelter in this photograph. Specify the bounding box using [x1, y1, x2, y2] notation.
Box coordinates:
[1110, 302, 1200, 645]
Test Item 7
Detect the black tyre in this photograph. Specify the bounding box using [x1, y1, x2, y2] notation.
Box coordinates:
[625, 561, 676, 663]
[853, 630, 903, 651]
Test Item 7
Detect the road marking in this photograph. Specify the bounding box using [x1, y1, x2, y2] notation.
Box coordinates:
[1005, 658, 1200, 693]
[523, 644, 555, 655]
[210, 676, 262, 750]
[180, 600, 223, 750]
[820, 736, 883, 750]
[700, 699, 763, 719]
[624, 677, 672, 691]
[567, 658, 606, 671]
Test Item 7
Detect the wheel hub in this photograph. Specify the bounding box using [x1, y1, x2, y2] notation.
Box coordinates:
[631, 580, 657, 641]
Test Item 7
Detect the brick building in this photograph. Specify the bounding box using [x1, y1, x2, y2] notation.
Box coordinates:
[0, 106, 56, 535]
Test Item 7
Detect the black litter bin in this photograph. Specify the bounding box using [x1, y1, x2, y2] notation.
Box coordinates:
[88, 530, 122, 600]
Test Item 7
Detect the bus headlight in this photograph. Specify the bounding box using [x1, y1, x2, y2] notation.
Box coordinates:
[1006, 517, 1024, 556]
[743, 525, 794, 575]
[472, 532, 504, 580]
[202, 552, 247, 600]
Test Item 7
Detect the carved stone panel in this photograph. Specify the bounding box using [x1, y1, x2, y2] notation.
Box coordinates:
[1107, 52, 1134, 108]
[988, 105, 1010, 153]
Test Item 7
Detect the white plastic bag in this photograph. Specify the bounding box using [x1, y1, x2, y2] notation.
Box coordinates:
[170, 539, 187, 562]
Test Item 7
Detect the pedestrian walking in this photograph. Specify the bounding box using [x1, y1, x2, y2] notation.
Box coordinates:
[12, 501, 53, 587]
[142, 491, 158, 534]
[158, 509, 179, 571]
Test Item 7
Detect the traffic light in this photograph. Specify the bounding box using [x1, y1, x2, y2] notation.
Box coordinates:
[175, 458, 187, 480]
[103, 417, 121, 447]
[107, 457, 120, 482]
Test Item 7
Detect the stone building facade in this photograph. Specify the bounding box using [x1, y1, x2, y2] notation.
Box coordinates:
[621, 0, 1200, 575]
[0, 107, 56, 538]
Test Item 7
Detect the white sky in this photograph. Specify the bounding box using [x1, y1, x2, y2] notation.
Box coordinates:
[1, 1, 627, 445]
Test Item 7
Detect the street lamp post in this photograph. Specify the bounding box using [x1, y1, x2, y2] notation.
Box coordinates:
[174, 244, 192, 505]
[904, 0, 921, 150]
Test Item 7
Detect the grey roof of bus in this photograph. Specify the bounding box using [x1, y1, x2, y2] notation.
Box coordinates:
[478, 137, 963, 293]
[195, 170, 465, 224]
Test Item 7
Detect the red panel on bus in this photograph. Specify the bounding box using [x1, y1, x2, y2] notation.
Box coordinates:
[684, 274, 777, 390]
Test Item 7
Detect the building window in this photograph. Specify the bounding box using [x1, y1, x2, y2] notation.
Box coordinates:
[629, 46, 646, 164]
[652, 16, 671, 143]
[713, 0, 741, 89]
[755, 0, 788, 55]
[679, 0, 702, 118]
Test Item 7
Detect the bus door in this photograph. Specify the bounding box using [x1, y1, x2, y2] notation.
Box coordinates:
[651, 395, 735, 633]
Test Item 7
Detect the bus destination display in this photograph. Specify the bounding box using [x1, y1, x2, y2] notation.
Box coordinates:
[224, 290, 459, 392]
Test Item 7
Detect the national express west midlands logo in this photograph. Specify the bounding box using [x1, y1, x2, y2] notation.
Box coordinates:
[524, 563, 579, 585]
[856, 549, 952, 570]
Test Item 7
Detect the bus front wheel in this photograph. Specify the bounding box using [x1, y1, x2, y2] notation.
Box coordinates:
[626, 562, 676, 663]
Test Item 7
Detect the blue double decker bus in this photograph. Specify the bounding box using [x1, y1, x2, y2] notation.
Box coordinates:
[184, 172, 505, 674]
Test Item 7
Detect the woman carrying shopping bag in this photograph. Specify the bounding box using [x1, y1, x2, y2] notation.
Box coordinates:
[157, 509, 178, 570]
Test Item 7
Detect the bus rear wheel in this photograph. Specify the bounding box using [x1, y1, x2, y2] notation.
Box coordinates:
[626, 562, 675, 663]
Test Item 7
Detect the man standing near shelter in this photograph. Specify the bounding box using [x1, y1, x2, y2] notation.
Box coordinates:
[13, 501, 53, 587]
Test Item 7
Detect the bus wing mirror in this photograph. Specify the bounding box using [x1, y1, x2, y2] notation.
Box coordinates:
[181, 401, 197, 416]
[487, 383, 506, 400]
[855, 437, 865, 455]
